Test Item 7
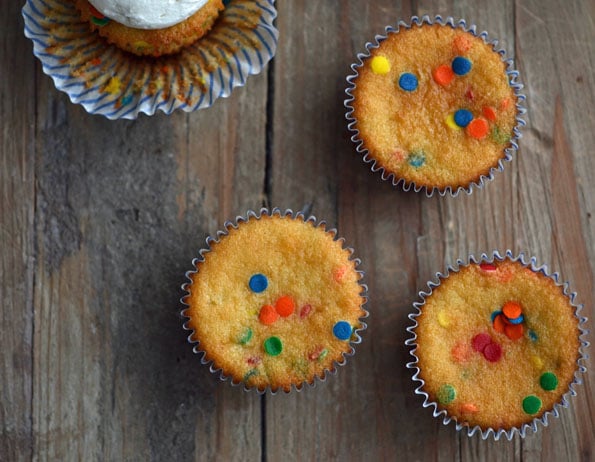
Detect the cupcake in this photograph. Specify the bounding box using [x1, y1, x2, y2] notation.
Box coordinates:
[345, 16, 526, 196]
[181, 209, 368, 393]
[75, 0, 225, 57]
[22, 0, 278, 119]
[406, 251, 588, 439]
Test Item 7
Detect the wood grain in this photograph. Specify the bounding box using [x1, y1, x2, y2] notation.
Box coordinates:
[1, 0, 594, 461]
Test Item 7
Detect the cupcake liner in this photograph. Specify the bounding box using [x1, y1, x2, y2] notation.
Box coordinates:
[344, 15, 527, 197]
[22, 0, 278, 119]
[180, 207, 369, 394]
[405, 250, 589, 440]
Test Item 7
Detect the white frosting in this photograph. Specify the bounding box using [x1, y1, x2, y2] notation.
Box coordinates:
[88, 0, 209, 30]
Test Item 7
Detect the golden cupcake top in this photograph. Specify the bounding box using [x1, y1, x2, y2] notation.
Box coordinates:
[349, 22, 521, 192]
[184, 212, 367, 392]
[411, 258, 581, 431]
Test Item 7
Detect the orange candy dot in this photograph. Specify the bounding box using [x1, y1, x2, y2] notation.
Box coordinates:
[259, 305, 279, 325]
[466, 118, 489, 139]
[493, 314, 506, 334]
[505, 323, 524, 341]
[275, 296, 295, 317]
[461, 403, 479, 414]
[483, 106, 497, 122]
[500, 98, 511, 110]
[333, 266, 348, 282]
[502, 301, 522, 319]
[433, 65, 455, 86]
[451, 341, 471, 363]
[453, 35, 472, 53]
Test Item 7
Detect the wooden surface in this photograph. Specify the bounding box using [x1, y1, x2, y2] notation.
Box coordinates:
[2, 0, 594, 460]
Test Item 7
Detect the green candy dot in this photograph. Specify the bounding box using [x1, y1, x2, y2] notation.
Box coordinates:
[237, 327, 253, 345]
[243, 369, 258, 382]
[437, 384, 456, 405]
[522, 395, 542, 415]
[264, 336, 283, 356]
[318, 349, 329, 362]
[540, 372, 558, 391]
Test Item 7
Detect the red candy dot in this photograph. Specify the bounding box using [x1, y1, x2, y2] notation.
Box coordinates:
[275, 296, 295, 317]
[480, 262, 497, 272]
[247, 356, 261, 366]
[308, 346, 324, 361]
[483, 342, 502, 362]
[465, 87, 475, 100]
[472, 333, 492, 352]
[259, 305, 279, 325]
[299, 304, 312, 318]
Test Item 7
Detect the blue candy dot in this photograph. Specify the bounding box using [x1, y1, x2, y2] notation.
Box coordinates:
[529, 330, 538, 342]
[507, 314, 524, 325]
[398, 73, 418, 91]
[333, 321, 352, 341]
[452, 56, 472, 76]
[454, 109, 474, 128]
[249, 274, 268, 293]
[408, 151, 425, 168]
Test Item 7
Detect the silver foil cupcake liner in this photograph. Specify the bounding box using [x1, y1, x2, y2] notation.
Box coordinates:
[344, 15, 527, 197]
[405, 250, 589, 440]
[181, 207, 368, 394]
[22, 0, 278, 119]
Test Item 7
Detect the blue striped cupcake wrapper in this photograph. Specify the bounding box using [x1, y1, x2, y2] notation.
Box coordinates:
[23, 0, 278, 119]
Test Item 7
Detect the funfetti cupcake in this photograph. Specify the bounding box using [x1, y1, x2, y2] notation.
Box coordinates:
[181, 209, 368, 393]
[345, 16, 526, 196]
[406, 251, 589, 440]
[22, 0, 278, 119]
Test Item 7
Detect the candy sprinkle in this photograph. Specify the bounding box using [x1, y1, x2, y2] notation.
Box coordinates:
[299, 304, 312, 318]
[437, 384, 456, 404]
[408, 151, 425, 168]
[483, 342, 502, 362]
[264, 336, 283, 356]
[333, 321, 352, 341]
[540, 372, 558, 391]
[466, 118, 489, 139]
[480, 262, 497, 272]
[275, 295, 295, 317]
[237, 327, 253, 345]
[433, 65, 454, 86]
[502, 301, 522, 319]
[454, 109, 473, 128]
[371, 56, 391, 75]
[249, 273, 268, 293]
[445, 113, 461, 130]
[483, 106, 497, 122]
[471, 333, 492, 353]
[522, 395, 542, 415]
[452, 56, 472, 76]
[461, 403, 478, 414]
[398, 73, 418, 92]
[259, 305, 279, 326]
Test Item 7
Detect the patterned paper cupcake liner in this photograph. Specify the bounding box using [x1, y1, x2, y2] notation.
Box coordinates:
[405, 250, 589, 440]
[180, 208, 369, 394]
[344, 15, 527, 197]
[22, 0, 278, 119]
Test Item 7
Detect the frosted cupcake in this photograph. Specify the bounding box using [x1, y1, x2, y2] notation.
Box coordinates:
[406, 252, 588, 439]
[181, 209, 368, 393]
[22, 0, 277, 118]
[75, 0, 224, 56]
[345, 16, 525, 196]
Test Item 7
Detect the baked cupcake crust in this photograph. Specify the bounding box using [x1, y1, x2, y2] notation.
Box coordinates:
[76, 0, 224, 56]
[351, 23, 518, 191]
[414, 259, 580, 430]
[184, 213, 366, 392]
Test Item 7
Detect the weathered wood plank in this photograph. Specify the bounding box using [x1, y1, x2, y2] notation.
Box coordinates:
[0, 4, 36, 461]
[31, 56, 268, 461]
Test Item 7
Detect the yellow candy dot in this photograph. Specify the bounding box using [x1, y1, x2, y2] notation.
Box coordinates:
[531, 355, 544, 370]
[445, 113, 461, 130]
[104, 76, 122, 94]
[370, 56, 391, 75]
[437, 310, 450, 327]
